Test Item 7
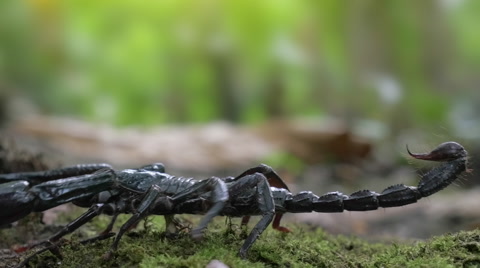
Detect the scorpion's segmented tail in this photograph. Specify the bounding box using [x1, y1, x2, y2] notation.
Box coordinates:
[281, 142, 468, 213]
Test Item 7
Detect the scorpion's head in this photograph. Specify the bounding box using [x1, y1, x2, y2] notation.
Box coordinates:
[407, 141, 467, 162]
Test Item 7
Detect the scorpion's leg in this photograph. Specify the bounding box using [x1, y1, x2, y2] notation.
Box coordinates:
[0, 163, 112, 185]
[229, 173, 275, 258]
[135, 164, 188, 235]
[18, 203, 113, 266]
[100, 213, 119, 235]
[169, 177, 229, 239]
[164, 214, 181, 233]
[233, 164, 290, 232]
[30, 204, 108, 249]
[18, 222, 116, 268]
[104, 185, 173, 259]
[136, 164, 189, 235]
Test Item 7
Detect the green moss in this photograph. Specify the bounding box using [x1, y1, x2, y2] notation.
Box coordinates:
[12, 213, 480, 267]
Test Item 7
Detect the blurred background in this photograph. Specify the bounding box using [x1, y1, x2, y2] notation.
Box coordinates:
[1, 0, 479, 240]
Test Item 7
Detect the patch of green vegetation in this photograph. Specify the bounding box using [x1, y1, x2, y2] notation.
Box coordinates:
[19, 212, 480, 268]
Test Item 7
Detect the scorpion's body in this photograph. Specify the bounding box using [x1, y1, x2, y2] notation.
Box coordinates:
[0, 141, 469, 261]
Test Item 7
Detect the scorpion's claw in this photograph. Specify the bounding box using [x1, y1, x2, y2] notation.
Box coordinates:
[407, 141, 467, 162]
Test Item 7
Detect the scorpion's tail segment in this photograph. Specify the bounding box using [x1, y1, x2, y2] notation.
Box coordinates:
[309, 186, 421, 212]
[283, 142, 468, 213]
[417, 157, 467, 197]
[377, 184, 421, 207]
[0, 163, 112, 184]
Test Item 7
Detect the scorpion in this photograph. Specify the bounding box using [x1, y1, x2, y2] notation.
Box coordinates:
[0, 141, 469, 261]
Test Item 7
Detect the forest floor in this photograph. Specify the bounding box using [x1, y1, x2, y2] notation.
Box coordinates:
[2, 210, 480, 268]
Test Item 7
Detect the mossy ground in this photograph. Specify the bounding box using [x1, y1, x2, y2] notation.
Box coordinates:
[4, 209, 480, 268]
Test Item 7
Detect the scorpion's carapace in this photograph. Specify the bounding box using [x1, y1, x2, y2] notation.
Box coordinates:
[0, 141, 469, 263]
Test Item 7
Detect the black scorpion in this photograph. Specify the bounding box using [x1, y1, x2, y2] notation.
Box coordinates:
[0, 141, 469, 260]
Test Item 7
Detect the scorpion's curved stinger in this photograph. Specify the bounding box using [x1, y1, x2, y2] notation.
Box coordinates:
[406, 141, 467, 162]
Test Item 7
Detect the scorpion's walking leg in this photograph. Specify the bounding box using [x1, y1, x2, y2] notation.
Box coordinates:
[137, 163, 187, 234]
[0, 164, 112, 184]
[100, 213, 119, 235]
[49, 205, 107, 243]
[17, 206, 115, 268]
[229, 173, 275, 258]
[105, 184, 171, 259]
[233, 164, 290, 232]
[169, 177, 229, 239]
[25, 204, 109, 254]
[83, 163, 163, 236]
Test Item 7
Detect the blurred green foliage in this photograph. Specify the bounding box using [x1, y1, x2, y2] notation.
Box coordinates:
[0, 0, 479, 130]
